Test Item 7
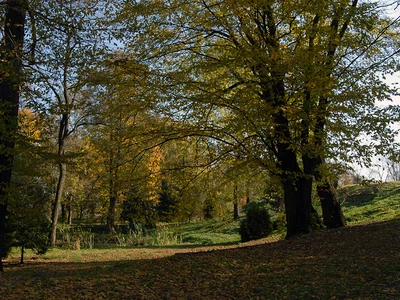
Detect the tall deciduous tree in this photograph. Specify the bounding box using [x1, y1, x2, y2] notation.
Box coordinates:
[0, 0, 27, 272]
[26, 0, 109, 246]
[82, 54, 164, 233]
[121, 0, 400, 237]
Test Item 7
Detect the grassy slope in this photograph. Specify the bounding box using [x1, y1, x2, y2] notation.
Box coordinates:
[340, 181, 400, 224]
[1, 182, 400, 299]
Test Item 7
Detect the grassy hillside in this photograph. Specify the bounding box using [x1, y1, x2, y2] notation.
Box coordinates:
[164, 181, 400, 245]
[340, 181, 400, 224]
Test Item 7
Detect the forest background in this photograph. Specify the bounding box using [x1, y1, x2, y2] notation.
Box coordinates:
[0, 0, 400, 271]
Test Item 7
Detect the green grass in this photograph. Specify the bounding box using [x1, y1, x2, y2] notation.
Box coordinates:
[340, 181, 400, 224]
[179, 217, 241, 245]
[2, 182, 400, 299]
[91, 217, 243, 248]
[50, 181, 400, 250]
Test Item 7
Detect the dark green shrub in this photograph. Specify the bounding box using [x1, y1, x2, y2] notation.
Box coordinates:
[156, 180, 177, 222]
[6, 181, 51, 263]
[121, 188, 158, 232]
[239, 203, 272, 242]
[203, 198, 217, 220]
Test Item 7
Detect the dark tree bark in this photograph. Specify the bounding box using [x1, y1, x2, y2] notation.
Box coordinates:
[280, 153, 313, 238]
[268, 71, 314, 238]
[316, 181, 346, 228]
[106, 195, 117, 234]
[256, 4, 316, 239]
[20, 244, 25, 264]
[233, 203, 240, 220]
[106, 150, 118, 234]
[307, 1, 358, 230]
[233, 184, 240, 220]
[61, 203, 66, 223]
[0, 0, 27, 273]
[315, 158, 346, 228]
[49, 114, 68, 246]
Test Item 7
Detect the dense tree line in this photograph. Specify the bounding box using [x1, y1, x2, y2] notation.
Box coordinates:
[0, 0, 399, 270]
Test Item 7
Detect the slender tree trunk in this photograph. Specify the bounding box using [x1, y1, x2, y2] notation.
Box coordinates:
[50, 161, 67, 246]
[49, 9, 78, 246]
[0, 0, 26, 272]
[106, 154, 118, 234]
[79, 205, 84, 220]
[233, 203, 239, 220]
[20, 244, 25, 264]
[107, 195, 117, 234]
[61, 203, 66, 223]
[50, 114, 69, 246]
[246, 186, 250, 204]
[67, 204, 72, 225]
[233, 184, 239, 220]
[106, 125, 122, 234]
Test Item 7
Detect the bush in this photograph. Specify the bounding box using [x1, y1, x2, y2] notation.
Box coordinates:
[121, 188, 158, 231]
[239, 203, 272, 242]
[6, 180, 51, 263]
[273, 212, 287, 233]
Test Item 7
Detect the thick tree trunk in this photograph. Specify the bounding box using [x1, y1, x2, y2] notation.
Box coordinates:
[280, 154, 314, 238]
[316, 182, 346, 228]
[273, 105, 315, 237]
[272, 107, 316, 237]
[0, 205, 7, 272]
[0, 0, 26, 272]
[315, 158, 346, 228]
[283, 176, 313, 238]
[282, 179, 300, 238]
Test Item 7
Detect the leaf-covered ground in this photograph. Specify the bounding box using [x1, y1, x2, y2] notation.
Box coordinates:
[1, 219, 400, 299]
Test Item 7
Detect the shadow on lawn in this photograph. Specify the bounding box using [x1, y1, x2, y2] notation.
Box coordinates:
[1, 219, 400, 299]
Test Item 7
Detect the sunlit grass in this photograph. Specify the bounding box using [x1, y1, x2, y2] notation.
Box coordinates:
[341, 181, 400, 224]
[6, 181, 400, 266]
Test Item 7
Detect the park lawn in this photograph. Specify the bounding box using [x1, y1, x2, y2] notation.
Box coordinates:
[1, 218, 399, 299]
